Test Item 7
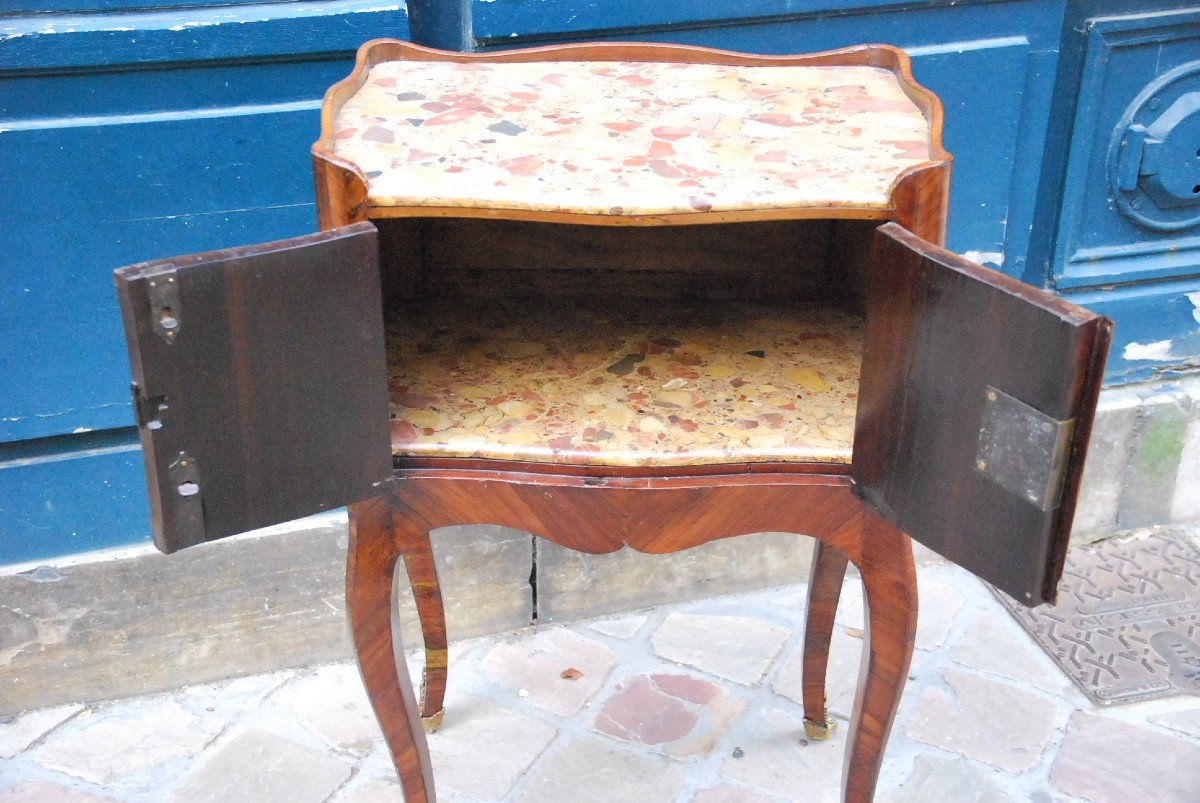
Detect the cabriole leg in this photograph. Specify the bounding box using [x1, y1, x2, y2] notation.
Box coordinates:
[842, 510, 917, 803]
[347, 496, 435, 802]
[802, 539, 849, 741]
[397, 525, 448, 731]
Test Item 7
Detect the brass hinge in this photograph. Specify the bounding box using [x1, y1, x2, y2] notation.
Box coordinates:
[974, 386, 1074, 512]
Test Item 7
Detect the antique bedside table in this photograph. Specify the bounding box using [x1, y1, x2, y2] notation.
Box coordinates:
[114, 41, 1111, 801]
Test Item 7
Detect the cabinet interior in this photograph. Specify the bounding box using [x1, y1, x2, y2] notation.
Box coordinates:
[378, 217, 880, 467]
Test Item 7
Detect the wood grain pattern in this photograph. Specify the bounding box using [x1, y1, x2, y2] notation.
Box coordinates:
[377, 219, 425, 303]
[853, 223, 1112, 604]
[395, 521, 448, 724]
[803, 540, 850, 732]
[844, 507, 917, 802]
[888, 163, 951, 245]
[113, 224, 391, 552]
[347, 495, 434, 802]
[351, 468, 918, 802]
[420, 218, 835, 302]
[391, 469, 862, 557]
[312, 151, 369, 229]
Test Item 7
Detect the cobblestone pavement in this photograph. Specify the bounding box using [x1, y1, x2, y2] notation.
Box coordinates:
[3, 562, 1200, 802]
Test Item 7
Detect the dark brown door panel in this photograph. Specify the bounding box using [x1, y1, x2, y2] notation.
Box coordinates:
[854, 223, 1112, 605]
[114, 223, 391, 553]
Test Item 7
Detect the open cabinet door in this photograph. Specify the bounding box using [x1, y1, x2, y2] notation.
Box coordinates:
[854, 223, 1112, 606]
[114, 223, 391, 554]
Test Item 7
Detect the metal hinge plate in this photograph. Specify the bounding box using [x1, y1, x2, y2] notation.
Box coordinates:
[147, 267, 181, 343]
[974, 386, 1075, 512]
[168, 451, 205, 544]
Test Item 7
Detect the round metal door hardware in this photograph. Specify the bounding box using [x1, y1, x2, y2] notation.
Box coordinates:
[1108, 60, 1200, 231]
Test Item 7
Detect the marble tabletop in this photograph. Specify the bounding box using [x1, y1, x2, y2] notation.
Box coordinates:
[334, 59, 932, 217]
[387, 298, 861, 466]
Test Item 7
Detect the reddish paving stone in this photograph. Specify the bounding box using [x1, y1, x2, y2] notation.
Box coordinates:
[905, 670, 1056, 772]
[654, 673, 719, 705]
[1051, 713, 1200, 802]
[596, 675, 698, 745]
[594, 673, 743, 760]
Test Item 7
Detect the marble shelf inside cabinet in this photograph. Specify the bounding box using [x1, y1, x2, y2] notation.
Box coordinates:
[334, 59, 932, 217]
[387, 298, 861, 467]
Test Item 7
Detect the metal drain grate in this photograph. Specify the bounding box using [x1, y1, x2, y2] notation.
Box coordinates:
[995, 531, 1200, 705]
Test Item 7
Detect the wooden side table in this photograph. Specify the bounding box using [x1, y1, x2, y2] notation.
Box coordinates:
[115, 41, 1112, 801]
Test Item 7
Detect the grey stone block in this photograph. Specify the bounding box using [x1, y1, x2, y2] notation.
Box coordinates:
[534, 532, 814, 624]
[1172, 380, 1200, 522]
[1070, 389, 1141, 543]
[1, 520, 531, 716]
[0, 523, 351, 717]
[403, 525, 533, 642]
[1120, 389, 1193, 529]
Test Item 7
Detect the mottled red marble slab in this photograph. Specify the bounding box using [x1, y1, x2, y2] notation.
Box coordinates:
[387, 299, 860, 466]
[335, 60, 931, 216]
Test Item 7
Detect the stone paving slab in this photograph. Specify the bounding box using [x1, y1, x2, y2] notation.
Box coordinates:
[1051, 712, 1200, 802]
[170, 730, 353, 803]
[0, 705, 81, 760]
[2, 562, 1199, 802]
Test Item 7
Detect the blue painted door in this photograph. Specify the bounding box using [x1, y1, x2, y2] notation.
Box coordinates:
[1047, 7, 1200, 382]
[0, 2, 409, 562]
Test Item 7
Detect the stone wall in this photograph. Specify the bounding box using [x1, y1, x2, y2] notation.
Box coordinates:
[1071, 376, 1200, 542]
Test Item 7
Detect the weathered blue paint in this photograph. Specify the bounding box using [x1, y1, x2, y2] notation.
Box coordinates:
[0, 1, 409, 561]
[0, 430, 148, 565]
[1052, 9, 1200, 290]
[1070, 280, 1200, 383]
